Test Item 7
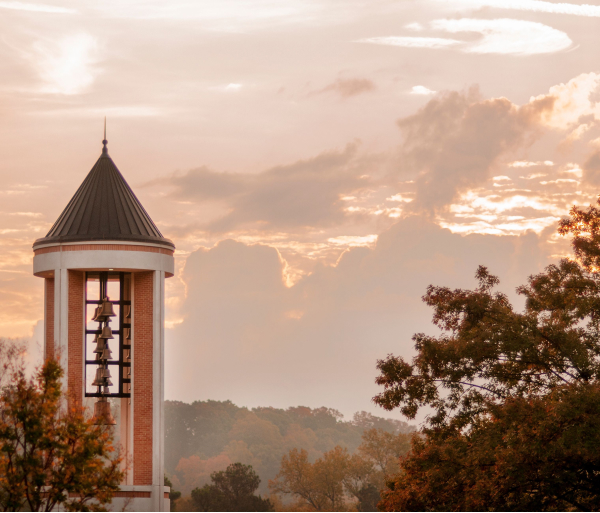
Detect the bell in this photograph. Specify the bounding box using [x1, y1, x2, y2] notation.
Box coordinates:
[91, 368, 104, 387]
[100, 326, 114, 339]
[101, 367, 112, 379]
[123, 349, 131, 363]
[123, 367, 131, 379]
[123, 328, 131, 345]
[94, 338, 107, 353]
[124, 305, 131, 322]
[93, 398, 116, 425]
[91, 306, 103, 323]
[100, 298, 116, 318]
[99, 348, 113, 360]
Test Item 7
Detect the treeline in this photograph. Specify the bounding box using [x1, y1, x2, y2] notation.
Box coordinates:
[165, 400, 414, 497]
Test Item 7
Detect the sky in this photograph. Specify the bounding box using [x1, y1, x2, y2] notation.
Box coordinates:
[1, 0, 600, 422]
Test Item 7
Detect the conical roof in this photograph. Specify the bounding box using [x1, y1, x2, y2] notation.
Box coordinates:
[33, 141, 174, 249]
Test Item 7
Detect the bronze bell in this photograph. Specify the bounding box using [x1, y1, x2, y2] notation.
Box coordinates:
[98, 348, 113, 361]
[100, 326, 114, 339]
[123, 348, 131, 363]
[91, 306, 103, 323]
[101, 367, 112, 379]
[124, 305, 131, 322]
[92, 368, 104, 387]
[93, 398, 116, 425]
[94, 338, 107, 353]
[123, 328, 131, 346]
[100, 298, 116, 318]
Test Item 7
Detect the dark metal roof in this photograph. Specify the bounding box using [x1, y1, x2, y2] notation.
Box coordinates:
[33, 142, 174, 249]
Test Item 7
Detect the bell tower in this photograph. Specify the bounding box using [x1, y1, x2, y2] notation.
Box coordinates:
[32, 135, 174, 511]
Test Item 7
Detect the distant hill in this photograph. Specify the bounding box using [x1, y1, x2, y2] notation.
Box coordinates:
[165, 400, 415, 496]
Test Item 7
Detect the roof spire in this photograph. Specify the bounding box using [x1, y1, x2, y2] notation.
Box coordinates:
[102, 117, 108, 156]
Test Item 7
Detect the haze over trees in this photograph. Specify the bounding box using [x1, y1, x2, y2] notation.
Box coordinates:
[164, 400, 414, 499]
[375, 200, 600, 511]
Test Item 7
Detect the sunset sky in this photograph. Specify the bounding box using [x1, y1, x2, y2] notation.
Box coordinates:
[1, 0, 600, 420]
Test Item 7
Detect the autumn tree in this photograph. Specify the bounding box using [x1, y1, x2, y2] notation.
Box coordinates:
[375, 199, 600, 511]
[191, 462, 273, 512]
[0, 359, 124, 512]
[271, 429, 412, 511]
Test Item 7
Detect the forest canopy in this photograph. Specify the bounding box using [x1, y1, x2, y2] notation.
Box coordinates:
[165, 400, 414, 497]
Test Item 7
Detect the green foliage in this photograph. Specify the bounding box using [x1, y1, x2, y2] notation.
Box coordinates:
[0, 359, 124, 512]
[375, 200, 600, 511]
[165, 400, 414, 497]
[191, 463, 273, 512]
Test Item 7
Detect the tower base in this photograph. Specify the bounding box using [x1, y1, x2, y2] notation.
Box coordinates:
[104, 486, 170, 512]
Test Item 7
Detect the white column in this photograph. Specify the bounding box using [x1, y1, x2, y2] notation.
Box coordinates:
[152, 271, 165, 511]
[54, 268, 69, 393]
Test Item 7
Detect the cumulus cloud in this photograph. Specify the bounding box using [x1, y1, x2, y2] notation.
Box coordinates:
[359, 18, 571, 56]
[154, 143, 376, 233]
[166, 217, 553, 417]
[396, 86, 554, 212]
[314, 77, 375, 98]
[529, 72, 600, 129]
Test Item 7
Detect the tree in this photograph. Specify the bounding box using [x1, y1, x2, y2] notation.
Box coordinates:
[0, 359, 124, 512]
[165, 476, 181, 512]
[191, 462, 273, 512]
[374, 200, 600, 511]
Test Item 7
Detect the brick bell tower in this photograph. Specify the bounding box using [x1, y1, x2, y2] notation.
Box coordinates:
[32, 132, 174, 511]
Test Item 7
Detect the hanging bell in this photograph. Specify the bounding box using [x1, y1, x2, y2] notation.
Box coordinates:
[93, 398, 116, 425]
[92, 368, 104, 387]
[100, 298, 116, 318]
[101, 367, 112, 379]
[94, 338, 107, 353]
[124, 305, 131, 322]
[91, 306, 102, 322]
[97, 347, 113, 361]
[100, 326, 114, 339]
[123, 348, 131, 363]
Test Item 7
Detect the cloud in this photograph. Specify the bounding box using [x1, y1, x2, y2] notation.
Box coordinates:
[166, 217, 553, 418]
[529, 72, 600, 129]
[396, 86, 555, 212]
[315, 77, 375, 98]
[31, 33, 100, 95]
[155, 143, 376, 233]
[444, 0, 600, 18]
[356, 36, 461, 49]
[360, 18, 571, 56]
[411, 85, 436, 95]
[431, 18, 572, 55]
[582, 149, 600, 185]
[0, 1, 74, 13]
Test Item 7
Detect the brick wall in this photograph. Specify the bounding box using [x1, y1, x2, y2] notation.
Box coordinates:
[68, 271, 84, 406]
[133, 271, 154, 485]
[45, 278, 54, 359]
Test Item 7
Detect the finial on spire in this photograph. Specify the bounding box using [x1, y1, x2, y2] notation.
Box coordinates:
[102, 117, 108, 155]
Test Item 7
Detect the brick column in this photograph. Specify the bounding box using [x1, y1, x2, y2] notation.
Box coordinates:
[67, 271, 84, 406]
[133, 271, 154, 486]
[45, 278, 55, 360]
